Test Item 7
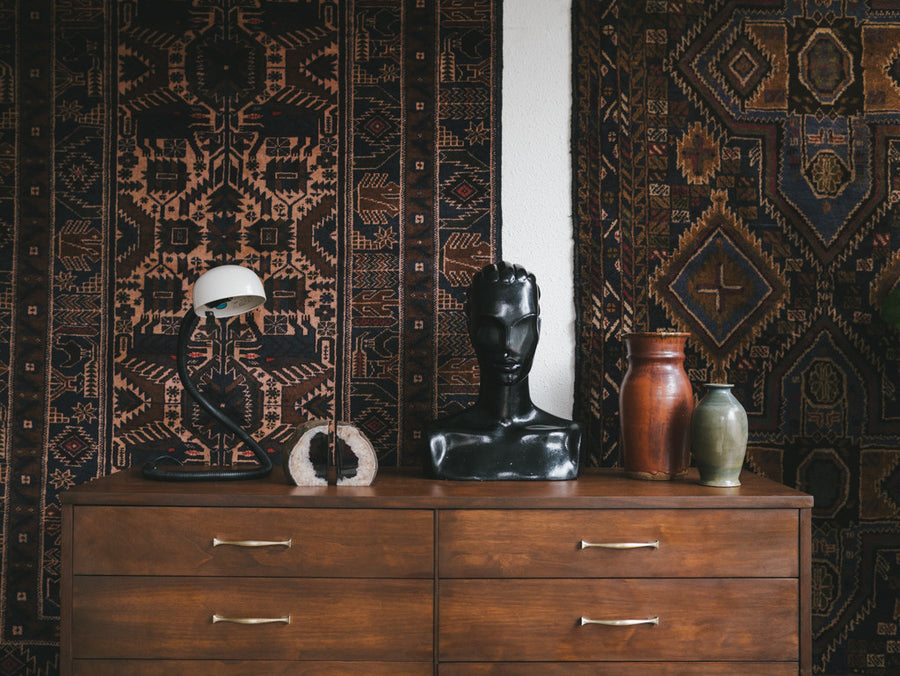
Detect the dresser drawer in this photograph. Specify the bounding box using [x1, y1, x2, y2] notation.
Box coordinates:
[439, 509, 798, 577]
[74, 660, 433, 675]
[439, 578, 798, 662]
[73, 577, 433, 660]
[73, 507, 433, 577]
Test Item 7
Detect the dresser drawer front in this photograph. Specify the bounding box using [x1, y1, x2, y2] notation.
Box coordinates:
[73, 507, 433, 577]
[73, 577, 433, 660]
[439, 578, 798, 662]
[439, 509, 798, 578]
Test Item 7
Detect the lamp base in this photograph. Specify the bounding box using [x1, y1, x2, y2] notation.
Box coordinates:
[142, 456, 273, 482]
[141, 309, 273, 481]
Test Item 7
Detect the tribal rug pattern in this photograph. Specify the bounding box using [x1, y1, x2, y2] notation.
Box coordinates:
[573, 1, 900, 673]
[0, 1, 499, 672]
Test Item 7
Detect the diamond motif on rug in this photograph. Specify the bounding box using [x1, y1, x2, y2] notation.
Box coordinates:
[668, 230, 773, 347]
[719, 33, 772, 101]
[51, 427, 97, 466]
[652, 192, 787, 373]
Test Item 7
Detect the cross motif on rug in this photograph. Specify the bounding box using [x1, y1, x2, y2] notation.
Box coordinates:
[696, 263, 744, 313]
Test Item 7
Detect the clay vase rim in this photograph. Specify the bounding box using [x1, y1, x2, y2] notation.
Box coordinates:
[623, 332, 690, 357]
[622, 330, 690, 339]
[704, 382, 734, 388]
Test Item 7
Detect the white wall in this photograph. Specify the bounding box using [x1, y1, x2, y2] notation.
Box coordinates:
[502, 0, 575, 417]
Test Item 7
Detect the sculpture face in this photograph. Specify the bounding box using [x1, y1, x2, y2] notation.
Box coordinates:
[469, 281, 539, 386]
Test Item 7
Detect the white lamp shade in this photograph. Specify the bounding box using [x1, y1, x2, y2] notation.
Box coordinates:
[191, 265, 266, 318]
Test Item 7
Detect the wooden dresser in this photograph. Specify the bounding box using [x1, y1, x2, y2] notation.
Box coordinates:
[60, 468, 812, 675]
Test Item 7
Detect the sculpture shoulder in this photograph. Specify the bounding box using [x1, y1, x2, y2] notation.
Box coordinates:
[426, 407, 582, 481]
[529, 407, 582, 433]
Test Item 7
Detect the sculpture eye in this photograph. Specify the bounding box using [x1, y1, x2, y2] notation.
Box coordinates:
[507, 315, 537, 353]
[473, 317, 505, 347]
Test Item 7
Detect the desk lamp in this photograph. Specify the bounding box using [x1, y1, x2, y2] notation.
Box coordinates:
[142, 264, 273, 481]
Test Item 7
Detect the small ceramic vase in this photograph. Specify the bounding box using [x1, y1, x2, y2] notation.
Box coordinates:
[619, 331, 693, 480]
[690, 383, 748, 487]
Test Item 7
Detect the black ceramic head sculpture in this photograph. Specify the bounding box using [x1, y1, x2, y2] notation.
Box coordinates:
[427, 261, 581, 480]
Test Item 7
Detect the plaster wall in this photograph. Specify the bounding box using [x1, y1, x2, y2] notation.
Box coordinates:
[502, 0, 575, 417]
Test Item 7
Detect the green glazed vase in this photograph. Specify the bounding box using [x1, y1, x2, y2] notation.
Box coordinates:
[690, 383, 748, 487]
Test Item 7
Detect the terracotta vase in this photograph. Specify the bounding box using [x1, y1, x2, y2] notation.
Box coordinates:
[691, 383, 748, 487]
[619, 331, 693, 480]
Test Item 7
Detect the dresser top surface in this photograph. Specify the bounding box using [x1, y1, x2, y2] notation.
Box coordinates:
[61, 467, 812, 509]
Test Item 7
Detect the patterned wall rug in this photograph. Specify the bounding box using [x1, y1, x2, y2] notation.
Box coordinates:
[0, 1, 500, 672]
[573, 1, 900, 672]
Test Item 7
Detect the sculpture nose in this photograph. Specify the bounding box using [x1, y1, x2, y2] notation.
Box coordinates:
[502, 337, 515, 357]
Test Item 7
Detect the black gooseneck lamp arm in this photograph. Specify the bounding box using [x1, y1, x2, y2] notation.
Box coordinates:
[142, 309, 274, 481]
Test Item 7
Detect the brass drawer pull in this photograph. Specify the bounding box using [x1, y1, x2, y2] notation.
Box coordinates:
[212, 538, 292, 548]
[580, 616, 659, 627]
[212, 614, 292, 625]
[579, 539, 659, 550]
